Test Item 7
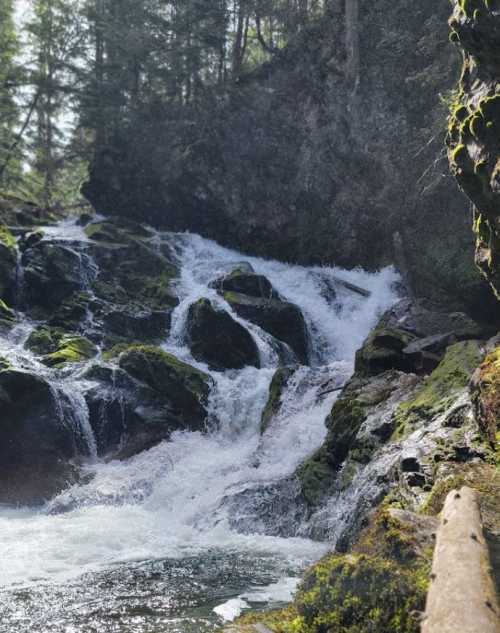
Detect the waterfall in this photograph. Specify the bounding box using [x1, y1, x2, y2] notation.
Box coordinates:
[0, 219, 400, 630]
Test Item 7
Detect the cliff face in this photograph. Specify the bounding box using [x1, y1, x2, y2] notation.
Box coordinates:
[448, 0, 500, 300]
[84, 1, 496, 318]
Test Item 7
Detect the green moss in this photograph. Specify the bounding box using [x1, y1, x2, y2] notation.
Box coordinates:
[0, 356, 11, 370]
[0, 299, 15, 324]
[479, 94, 500, 120]
[450, 143, 470, 170]
[393, 341, 482, 438]
[0, 224, 16, 250]
[43, 336, 98, 367]
[25, 326, 63, 355]
[118, 344, 210, 397]
[261, 367, 294, 433]
[296, 447, 336, 505]
[472, 346, 500, 445]
[290, 554, 427, 633]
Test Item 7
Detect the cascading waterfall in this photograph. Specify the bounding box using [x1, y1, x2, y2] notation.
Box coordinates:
[0, 220, 400, 632]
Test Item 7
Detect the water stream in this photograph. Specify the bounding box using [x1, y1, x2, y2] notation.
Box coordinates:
[0, 221, 400, 632]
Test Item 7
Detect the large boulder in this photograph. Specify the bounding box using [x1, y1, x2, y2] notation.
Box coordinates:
[223, 290, 309, 365]
[86, 219, 179, 343]
[25, 326, 98, 367]
[22, 241, 86, 311]
[84, 346, 212, 458]
[355, 299, 486, 376]
[186, 298, 260, 370]
[0, 224, 17, 301]
[0, 369, 82, 504]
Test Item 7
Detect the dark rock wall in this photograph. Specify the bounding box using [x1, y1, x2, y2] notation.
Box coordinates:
[84, 1, 496, 319]
[447, 0, 500, 301]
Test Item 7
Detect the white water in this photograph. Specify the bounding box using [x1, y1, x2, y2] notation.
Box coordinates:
[0, 223, 400, 622]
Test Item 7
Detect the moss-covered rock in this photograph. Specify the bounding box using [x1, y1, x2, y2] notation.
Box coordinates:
[0, 299, 15, 329]
[223, 291, 309, 365]
[186, 298, 260, 371]
[393, 340, 483, 438]
[0, 224, 17, 301]
[118, 344, 210, 400]
[447, 1, 500, 298]
[236, 507, 433, 633]
[83, 346, 212, 458]
[43, 336, 98, 367]
[22, 242, 85, 310]
[260, 366, 296, 433]
[472, 344, 500, 446]
[25, 326, 98, 367]
[213, 268, 278, 300]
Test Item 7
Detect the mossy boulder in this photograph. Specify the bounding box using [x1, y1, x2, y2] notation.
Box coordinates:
[213, 268, 278, 299]
[22, 242, 86, 310]
[89, 232, 179, 316]
[0, 369, 81, 504]
[84, 346, 212, 458]
[472, 344, 500, 446]
[43, 336, 98, 367]
[0, 224, 17, 301]
[102, 306, 170, 344]
[186, 298, 260, 370]
[26, 326, 98, 367]
[260, 366, 296, 433]
[0, 299, 15, 329]
[223, 291, 309, 365]
[355, 327, 417, 376]
[237, 507, 434, 633]
[393, 340, 483, 438]
[355, 299, 485, 377]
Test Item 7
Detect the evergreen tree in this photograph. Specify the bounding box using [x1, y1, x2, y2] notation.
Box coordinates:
[0, 0, 22, 188]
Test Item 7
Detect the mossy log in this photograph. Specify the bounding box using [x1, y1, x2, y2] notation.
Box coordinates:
[422, 486, 500, 633]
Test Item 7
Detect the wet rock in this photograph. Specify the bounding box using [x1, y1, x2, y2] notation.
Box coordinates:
[0, 299, 15, 330]
[212, 268, 309, 364]
[213, 268, 278, 300]
[260, 366, 296, 433]
[0, 224, 17, 301]
[18, 229, 44, 252]
[355, 299, 486, 376]
[102, 307, 170, 343]
[223, 291, 309, 365]
[471, 344, 500, 447]
[25, 326, 98, 367]
[0, 369, 81, 504]
[22, 242, 86, 310]
[186, 298, 260, 370]
[84, 346, 212, 458]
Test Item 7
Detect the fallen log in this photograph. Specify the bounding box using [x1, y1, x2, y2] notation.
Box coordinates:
[422, 486, 500, 633]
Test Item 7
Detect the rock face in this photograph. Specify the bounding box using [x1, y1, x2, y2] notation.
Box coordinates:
[85, 346, 212, 459]
[448, 0, 500, 300]
[82, 1, 497, 319]
[0, 225, 17, 301]
[0, 369, 82, 504]
[213, 268, 309, 363]
[186, 298, 261, 370]
[355, 298, 487, 376]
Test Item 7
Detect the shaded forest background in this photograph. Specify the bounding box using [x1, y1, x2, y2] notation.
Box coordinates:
[0, 0, 324, 206]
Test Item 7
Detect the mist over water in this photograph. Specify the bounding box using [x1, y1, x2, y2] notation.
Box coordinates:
[0, 222, 400, 631]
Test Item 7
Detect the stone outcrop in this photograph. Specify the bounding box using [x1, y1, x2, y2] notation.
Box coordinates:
[0, 369, 83, 504]
[217, 269, 309, 365]
[448, 0, 500, 300]
[186, 298, 261, 370]
[84, 345, 212, 459]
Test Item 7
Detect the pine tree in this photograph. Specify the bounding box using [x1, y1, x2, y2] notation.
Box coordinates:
[0, 0, 22, 188]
